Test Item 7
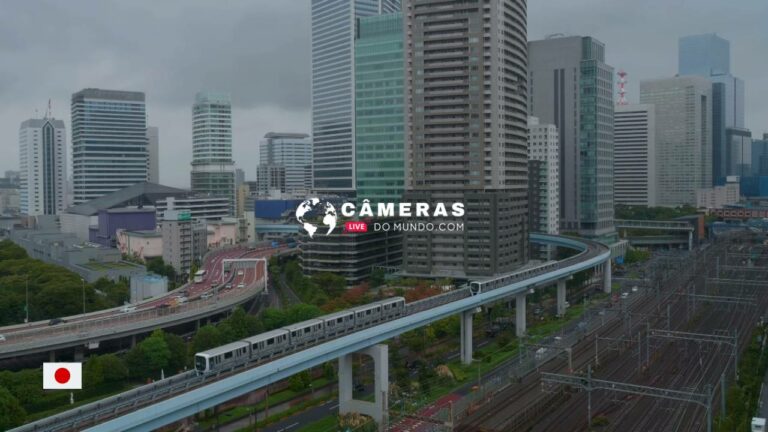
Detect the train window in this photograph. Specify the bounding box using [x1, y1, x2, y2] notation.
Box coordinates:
[225, 352, 232, 359]
[304, 328, 311, 334]
[366, 310, 371, 315]
[267, 338, 274, 345]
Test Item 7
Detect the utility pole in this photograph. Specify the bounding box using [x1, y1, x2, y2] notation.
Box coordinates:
[81, 278, 86, 314]
[25, 274, 29, 323]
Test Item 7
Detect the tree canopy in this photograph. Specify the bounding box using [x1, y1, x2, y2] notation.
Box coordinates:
[0, 240, 129, 325]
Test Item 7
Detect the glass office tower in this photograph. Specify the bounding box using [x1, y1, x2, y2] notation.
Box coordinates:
[354, 12, 404, 204]
[310, 0, 401, 194]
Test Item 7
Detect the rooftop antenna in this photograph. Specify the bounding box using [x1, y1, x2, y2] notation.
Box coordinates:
[617, 69, 628, 105]
[45, 99, 52, 118]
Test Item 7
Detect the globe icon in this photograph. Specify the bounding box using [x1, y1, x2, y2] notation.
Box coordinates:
[295, 198, 338, 238]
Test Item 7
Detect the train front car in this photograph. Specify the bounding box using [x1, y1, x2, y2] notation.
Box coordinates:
[195, 340, 250, 374]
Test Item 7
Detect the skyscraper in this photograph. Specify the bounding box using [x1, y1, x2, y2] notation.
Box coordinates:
[71, 88, 148, 205]
[528, 36, 615, 239]
[679, 34, 745, 185]
[259, 132, 312, 195]
[191, 92, 235, 215]
[528, 117, 559, 235]
[402, 0, 529, 278]
[679, 33, 730, 76]
[354, 12, 405, 204]
[310, 0, 400, 195]
[640, 76, 712, 207]
[19, 117, 67, 215]
[147, 126, 159, 184]
[614, 104, 657, 206]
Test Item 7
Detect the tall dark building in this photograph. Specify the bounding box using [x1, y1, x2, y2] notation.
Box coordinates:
[402, 0, 529, 278]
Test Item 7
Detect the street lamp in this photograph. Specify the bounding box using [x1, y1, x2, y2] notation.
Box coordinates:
[24, 274, 29, 323]
[81, 278, 86, 314]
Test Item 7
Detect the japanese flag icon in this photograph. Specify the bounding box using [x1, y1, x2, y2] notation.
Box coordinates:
[43, 362, 82, 390]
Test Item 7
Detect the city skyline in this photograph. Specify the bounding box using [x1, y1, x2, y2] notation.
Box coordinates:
[0, 1, 766, 189]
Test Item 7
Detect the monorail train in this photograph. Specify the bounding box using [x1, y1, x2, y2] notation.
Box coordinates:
[194, 296, 406, 374]
[469, 260, 558, 295]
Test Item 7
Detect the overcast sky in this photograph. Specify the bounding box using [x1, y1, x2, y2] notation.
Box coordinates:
[1, 0, 766, 188]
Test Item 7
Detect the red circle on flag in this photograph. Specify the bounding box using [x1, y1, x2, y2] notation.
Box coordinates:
[54, 368, 70, 384]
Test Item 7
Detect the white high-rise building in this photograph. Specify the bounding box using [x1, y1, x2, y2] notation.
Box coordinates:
[259, 132, 312, 195]
[614, 104, 657, 206]
[640, 77, 712, 207]
[310, 0, 400, 194]
[147, 126, 159, 184]
[190, 92, 235, 215]
[528, 117, 559, 234]
[19, 117, 67, 215]
[71, 89, 148, 205]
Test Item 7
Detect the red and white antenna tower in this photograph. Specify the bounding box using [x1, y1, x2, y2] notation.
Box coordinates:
[617, 69, 628, 105]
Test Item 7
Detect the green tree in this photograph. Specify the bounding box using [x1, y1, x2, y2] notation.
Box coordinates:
[285, 303, 322, 324]
[98, 354, 129, 383]
[125, 346, 149, 379]
[261, 308, 287, 331]
[0, 386, 26, 430]
[219, 307, 262, 342]
[288, 370, 312, 392]
[84, 355, 105, 387]
[138, 330, 172, 376]
[311, 272, 346, 298]
[191, 325, 224, 354]
[369, 268, 385, 288]
[164, 333, 189, 372]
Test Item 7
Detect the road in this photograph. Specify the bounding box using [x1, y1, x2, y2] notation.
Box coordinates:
[0, 243, 280, 358]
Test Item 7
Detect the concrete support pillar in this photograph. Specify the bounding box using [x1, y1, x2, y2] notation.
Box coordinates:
[688, 231, 693, 251]
[460, 310, 473, 365]
[516, 293, 526, 337]
[130, 334, 137, 349]
[73, 346, 84, 362]
[49, 350, 55, 362]
[556, 279, 567, 317]
[603, 260, 612, 294]
[339, 344, 389, 431]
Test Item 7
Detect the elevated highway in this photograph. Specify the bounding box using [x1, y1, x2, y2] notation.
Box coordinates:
[0, 244, 286, 363]
[11, 234, 610, 432]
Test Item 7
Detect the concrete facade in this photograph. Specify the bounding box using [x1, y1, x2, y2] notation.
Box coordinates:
[614, 104, 657, 206]
[71, 89, 148, 205]
[640, 76, 712, 207]
[528, 117, 560, 234]
[402, 0, 529, 278]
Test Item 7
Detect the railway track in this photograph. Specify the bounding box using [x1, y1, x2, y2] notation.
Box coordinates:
[457, 239, 753, 432]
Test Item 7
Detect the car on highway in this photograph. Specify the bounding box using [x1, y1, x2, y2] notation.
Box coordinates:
[0, 334, 6, 343]
[237, 283, 245, 289]
[175, 296, 188, 304]
[621, 292, 629, 299]
[48, 318, 66, 326]
[631, 286, 639, 292]
[201, 292, 213, 300]
[120, 305, 137, 313]
[225, 283, 232, 289]
[237, 270, 244, 276]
